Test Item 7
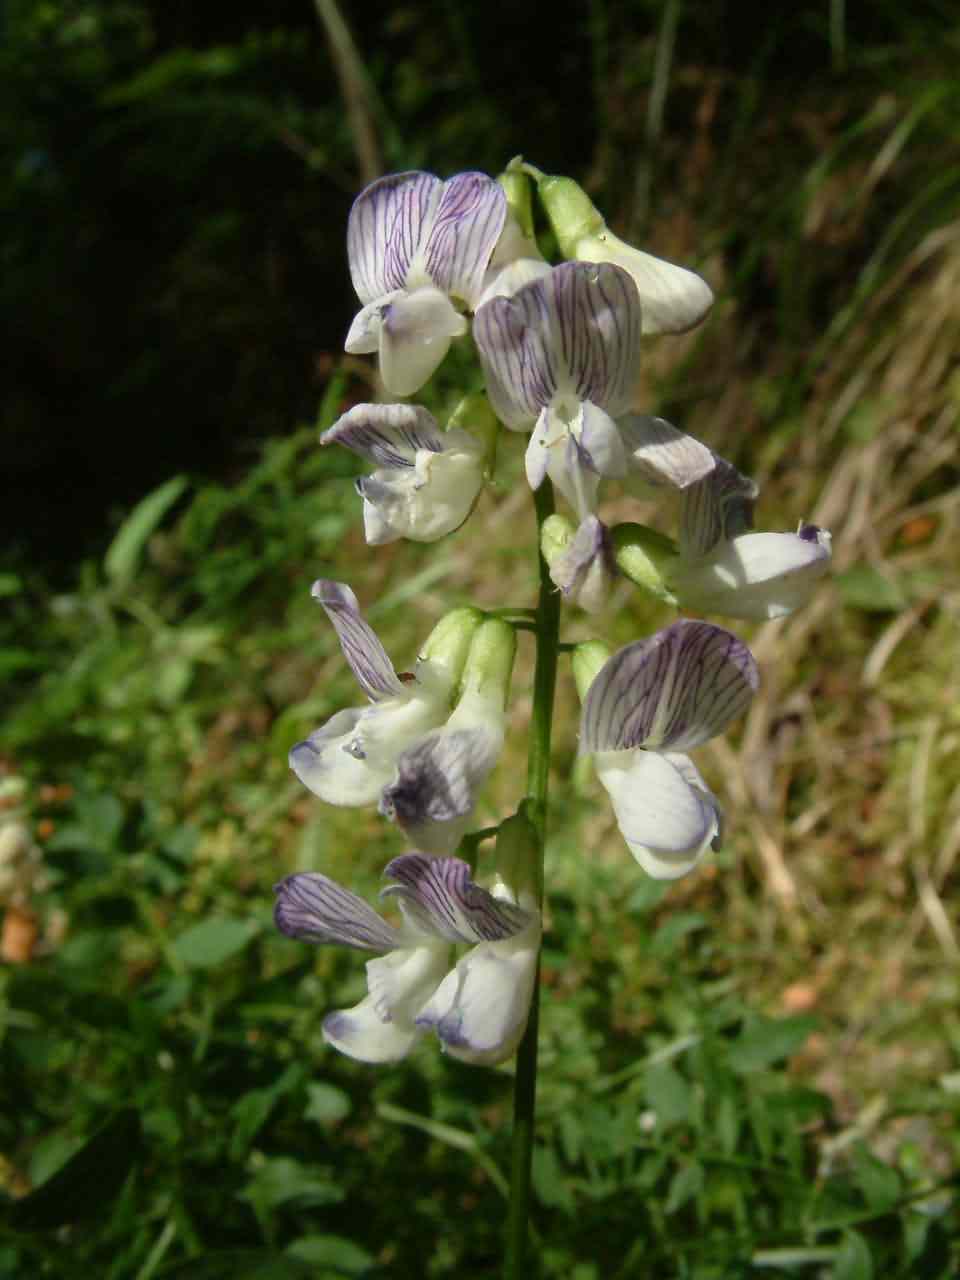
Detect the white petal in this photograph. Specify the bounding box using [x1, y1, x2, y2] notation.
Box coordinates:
[579, 619, 758, 754]
[672, 529, 832, 619]
[311, 579, 405, 701]
[596, 749, 720, 879]
[344, 292, 403, 354]
[273, 872, 401, 951]
[290, 691, 448, 807]
[323, 944, 449, 1064]
[347, 172, 441, 305]
[379, 287, 467, 396]
[575, 231, 714, 336]
[524, 411, 554, 490]
[356, 437, 484, 545]
[476, 257, 551, 308]
[576, 402, 627, 477]
[416, 923, 540, 1065]
[618, 414, 715, 490]
[381, 854, 532, 944]
[548, 515, 615, 615]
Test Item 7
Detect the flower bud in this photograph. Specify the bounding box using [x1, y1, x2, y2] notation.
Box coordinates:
[540, 512, 575, 566]
[571, 640, 612, 703]
[418, 607, 484, 691]
[493, 806, 541, 907]
[536, 171, 714, 336]
[610, 523, 680, 604]
[543, 514, 615, 614]
[459, 617, 517, 708]
[497, 163, 536, 241]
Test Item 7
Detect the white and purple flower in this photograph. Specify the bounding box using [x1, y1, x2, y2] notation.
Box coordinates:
[274, 854, 539, 1065]
[345, 171, 506, 395]
[473, 262, 715, 524]
[668, 456, 833, 619]
[289, 582, 511, 853]
[321, 402, 485, 545]
[578, 620, 758, 879]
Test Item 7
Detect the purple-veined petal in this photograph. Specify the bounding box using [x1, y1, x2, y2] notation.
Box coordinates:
[595, 748, 720, 879]
[311, 579, 405, 701]
[671, 528, 832, 619]
[273, 872, 401, 951]
[378, 287, 467, 395]
[416, 923, 540, 1065]
[421, 172, 507, 306]
[380, 854, 532, 943]
[618, 414, 716, 490]
[475, 261, 642, 426]
[347, 172, 441, 305]
[321, 402, 446, 466]
[580, 619, 758, 754]
[679, 455, 759, 557]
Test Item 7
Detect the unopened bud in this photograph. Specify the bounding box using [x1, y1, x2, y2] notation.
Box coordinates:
[540, 513, 574, 569]
[497, 166, 536, 242]
[419, 607, 484, 690]
[459, 617, 517, 707]
[571, 640, 612, 703]
[493, 806, 541, 906]
[536, 173, 605, 256]
[610, 523, 679, 604]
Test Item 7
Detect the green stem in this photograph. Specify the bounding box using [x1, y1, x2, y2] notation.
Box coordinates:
[504, 479, 561, 1279]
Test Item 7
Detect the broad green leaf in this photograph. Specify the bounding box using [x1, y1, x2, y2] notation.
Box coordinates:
[240, 1157, 343, 1215]
[851, 1141, 901, 1211]
[286, 1235, 374, 1274]
[832, 1230, 874, 1280]
[644, 1061, 693, 1130]
[304, 1082, 352, 1128]
[104, 474, 188, 588]
[728, 1015, 816, 1074]
[172, 917, 259, 969]
[665, 1161, 704, 1214]
[835, 565, 906, 612]
[157, 1252, 314, 1280]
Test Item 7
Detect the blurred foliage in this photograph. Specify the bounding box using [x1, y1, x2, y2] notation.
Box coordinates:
[4, 0, 960, 1276]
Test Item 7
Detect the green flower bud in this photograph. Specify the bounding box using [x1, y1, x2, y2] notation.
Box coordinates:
[571, 640, 612, 703]
[610, 523, 680, 604]
[497, 165, 536, 242]
[459, 616, 517, 707]
[419, 606, 484, 690]
[493, 806, 541, 904]
[536, 173, 606, 256]
[540, 512, 574, 569]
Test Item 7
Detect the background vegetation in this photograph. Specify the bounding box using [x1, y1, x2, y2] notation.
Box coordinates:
[2, 1, 960, 1275]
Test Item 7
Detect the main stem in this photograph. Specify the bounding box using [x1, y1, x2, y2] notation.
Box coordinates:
[504, 479, 561, 1279]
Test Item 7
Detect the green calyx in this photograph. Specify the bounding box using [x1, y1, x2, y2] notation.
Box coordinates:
[610, 523, 680, 604]
[497, 166, 536, 242]
[571, 640, 612, 703]
[419, 607, 484, 689]
[536, 173, 606, 257]
[493, 805, 541, 903]
[459, 616, 517, 707]
[540, 512, 574, 569]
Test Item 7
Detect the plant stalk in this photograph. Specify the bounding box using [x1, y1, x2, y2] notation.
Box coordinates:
[504, 478, 561, 1279]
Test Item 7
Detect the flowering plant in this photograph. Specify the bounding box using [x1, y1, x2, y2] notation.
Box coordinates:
[273, 158, 830, 1275]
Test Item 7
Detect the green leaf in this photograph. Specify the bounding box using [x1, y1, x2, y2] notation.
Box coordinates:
[0, 573, 23, 598]
[851, 1141, 901, 1211]
[728, 1015, 816, 1074]
[240, 1157, 344, 1216]
[835, 565, 906, 612]
[644, 1061, 693, 1130]
[172, 917, 259, 969]
[650, 912, 707, 957]
[304, 1082, 352, 1128]
[665, 1161, 704, 1214]
[832, 1230, 874, 1280]
[7, 1109, 141, 1229]
[104, 474, 188, 588]
[286, 1235, 374, 1274]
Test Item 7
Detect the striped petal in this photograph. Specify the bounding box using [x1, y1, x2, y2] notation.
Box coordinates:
[680, 456, 759, 558]
[273, 872, 401, 951]
[548, 515, 615, 614]
[311, 579, 405, 702]
[422, 172, 507, 306]
[580, 619, 758, 754]
[321, 403, 447, 465]
[595, 749, 721, 879]
[618, 415, 716, 490]
[380, 854, 532, 944]
[347, 172, 441, 305]
[475, 261, 643, 428]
